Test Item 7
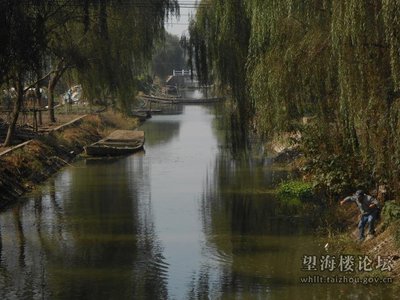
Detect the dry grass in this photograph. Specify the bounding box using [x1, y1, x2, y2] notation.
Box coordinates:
[0, 110, 141, 206]
[363, 224, 400, 277]
[1, 109, 140, 152]
[324, 208, 400, 281]
[99, 111, 139, 135]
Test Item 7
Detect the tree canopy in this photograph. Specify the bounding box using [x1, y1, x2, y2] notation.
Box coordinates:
[152, 33, 186, 80]
[186, 0, 400, 195]
[0, 0, 179, 145]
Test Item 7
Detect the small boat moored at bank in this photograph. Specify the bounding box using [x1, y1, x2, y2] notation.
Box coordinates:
[138, 95, 224, 104]
[84, 130, 145, 156]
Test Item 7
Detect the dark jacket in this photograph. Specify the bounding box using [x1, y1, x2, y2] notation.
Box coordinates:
[342, 194, 380, 215]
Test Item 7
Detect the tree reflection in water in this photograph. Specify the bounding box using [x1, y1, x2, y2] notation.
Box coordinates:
[0, 158, 169, 299]
[0, 103, 397, 299]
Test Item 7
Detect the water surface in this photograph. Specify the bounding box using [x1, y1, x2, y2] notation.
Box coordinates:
[0, 102, 396, 299]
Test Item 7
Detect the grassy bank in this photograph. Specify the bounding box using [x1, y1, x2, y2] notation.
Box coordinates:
[0, 112, 139, 208]
[289, 181, 400, 280]
[269, 130, 400, 281]
[274, 177, 400, 281]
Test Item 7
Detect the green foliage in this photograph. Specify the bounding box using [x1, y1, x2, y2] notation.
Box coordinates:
[300, 122, 373, 194]
[67, 1, 179, 112]
[184, 0, 252, 136]
[382, 201, 400, 225]
[188, 0, 400, 196]
[277, 180, 314, 204]
[152, 33, 186, 79]
[0, 1, 48, 80]
[381, 200, 400, 246]
[0, 1, 180, 144]
[0, 0, 179, 106]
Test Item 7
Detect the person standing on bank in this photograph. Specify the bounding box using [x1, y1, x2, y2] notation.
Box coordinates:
[340, 190, 381, 241]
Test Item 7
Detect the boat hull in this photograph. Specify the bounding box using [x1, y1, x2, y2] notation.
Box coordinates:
[138, 95, 224, 104]
[84, 144, 143, 156]
[84, 130, 145, 157]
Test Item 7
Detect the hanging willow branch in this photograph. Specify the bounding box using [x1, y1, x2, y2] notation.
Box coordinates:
[187, 0, 400, 195]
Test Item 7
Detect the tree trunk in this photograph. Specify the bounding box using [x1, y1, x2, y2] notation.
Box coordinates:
[47, 74, 57, 123]
[4, 78, 24, 146]
[47, 62, 68, 123]
[35, 79, 42, 125]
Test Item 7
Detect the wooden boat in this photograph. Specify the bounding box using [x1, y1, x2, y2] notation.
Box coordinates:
[84, 130, 145, 156]
[133, 108, 163, 114]
[138, 95, 224, 104]
[138, 95, 177, 104]
[175, 97, 223, 104]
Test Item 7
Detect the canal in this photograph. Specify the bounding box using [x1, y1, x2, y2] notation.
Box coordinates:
[0, 99, 396, 299]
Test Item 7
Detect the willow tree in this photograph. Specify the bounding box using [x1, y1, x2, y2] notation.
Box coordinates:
[0, 1, 49, 146]
[66, 0, 179, 114]
[382, 0, 400, 194]
[184, 0, 252, 147]
[45, 0, 179, 120]
[152, 33, 186, 80]
[1, 0, 179, 144]
[326, 0, 400, 194]
[245, 1, 335, 132]
[188, 0, 400, 195]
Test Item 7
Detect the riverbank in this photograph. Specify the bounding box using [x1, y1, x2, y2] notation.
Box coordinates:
[270, 134, 400, 281]
[328, 201, 400, 278]
[0, 112, 139, 208]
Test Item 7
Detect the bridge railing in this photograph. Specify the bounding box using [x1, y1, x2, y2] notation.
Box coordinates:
[172, 70, 194, 76]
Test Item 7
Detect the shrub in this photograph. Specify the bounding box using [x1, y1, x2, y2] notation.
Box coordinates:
[277, 180, 314, 204]
[382, 201, 400, 225]
[380, 201, 400, 246]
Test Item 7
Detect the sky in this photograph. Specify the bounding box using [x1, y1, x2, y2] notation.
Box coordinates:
[165, 0, 199, 37]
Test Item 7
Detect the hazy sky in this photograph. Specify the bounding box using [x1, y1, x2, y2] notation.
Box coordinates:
[165, 1, 198, 37]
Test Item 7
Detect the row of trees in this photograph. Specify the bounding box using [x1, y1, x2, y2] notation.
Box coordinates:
[0, 0, 179, 146]
[152, 33, 186, 80]
[185, 0, 400, 196]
